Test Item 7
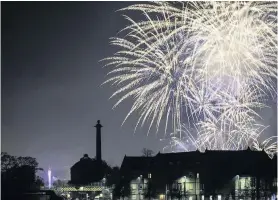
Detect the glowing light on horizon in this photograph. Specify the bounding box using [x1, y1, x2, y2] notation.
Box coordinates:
[48, 168, 52, 189]
[103, 2, 277, 157]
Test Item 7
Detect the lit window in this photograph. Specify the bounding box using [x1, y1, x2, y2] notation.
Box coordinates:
[148, 173, 152, 179]
[181, 176, 186, 183]
[186, 183, 193, 190]
[218, 195, 221, 200]
[197, 173, 199, 179]
[201, 195, 204, 200]
[189, 197, 193, 200]
[131, 184, 137, 190]
[238, 177, 251, 190]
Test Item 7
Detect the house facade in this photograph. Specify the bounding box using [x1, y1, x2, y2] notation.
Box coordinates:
[119, 149, 277, 200]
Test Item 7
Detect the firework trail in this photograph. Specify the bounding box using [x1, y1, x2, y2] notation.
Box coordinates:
[103, 2, 277, 156]
[163, 119, 277, 158]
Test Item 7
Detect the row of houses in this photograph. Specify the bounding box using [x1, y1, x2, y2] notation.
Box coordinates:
[64, 122, 277, 200]
[119, 148, 277, 200]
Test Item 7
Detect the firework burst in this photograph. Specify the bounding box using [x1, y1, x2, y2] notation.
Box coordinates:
[103, 1, 277, 156]
[163, 120, 277, 158]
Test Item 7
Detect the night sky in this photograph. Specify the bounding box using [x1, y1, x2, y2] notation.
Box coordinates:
[2, 2, 277, 181]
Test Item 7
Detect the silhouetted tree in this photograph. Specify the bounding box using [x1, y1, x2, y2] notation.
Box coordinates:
[1, 152, 17, 171]
[141, 148, 154, 157]
[168, 183, 183, 200]
[144, 181, 157, 200]
[53, 179, 67, 188]
[35, 176, 45, 188]
[120, 184, 131, 200]
[106, 166, 120, 187]
[113, 183, 122, 200]
[113, 180, 131, 200]
[1, 152, 43, 199]
[1, 152, 43, 172]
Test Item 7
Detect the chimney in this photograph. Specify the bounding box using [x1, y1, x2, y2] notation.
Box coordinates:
[94, 120, 102, 162]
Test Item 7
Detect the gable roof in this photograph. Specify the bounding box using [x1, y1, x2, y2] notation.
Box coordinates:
[120, 156, 153, 173]
[119, 149, 276, 176]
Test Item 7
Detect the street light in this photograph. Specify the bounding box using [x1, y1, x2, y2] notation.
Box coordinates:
[195, 173, 199, 200]
[138, 176, 141, 200]
[102, 177, 106, 186]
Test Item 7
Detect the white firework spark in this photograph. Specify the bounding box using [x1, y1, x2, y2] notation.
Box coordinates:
[252, 136, 278, 158]
[164, 120, 277, 158]
[161, 124, 200, 152]
[103, 19, 195, 134]
[103, 2, 277, 156]
[120, 2, 277, 95]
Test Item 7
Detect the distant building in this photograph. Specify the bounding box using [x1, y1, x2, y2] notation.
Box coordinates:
[119, 148, 277, 200]
[65, 121, 113, 200]
[70, 120, 106, 185]
[70, 154, 105, 185]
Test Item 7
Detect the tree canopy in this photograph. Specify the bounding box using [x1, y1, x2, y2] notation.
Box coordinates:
[141, 148, 154, 157]
[1, 152, 44, 199]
